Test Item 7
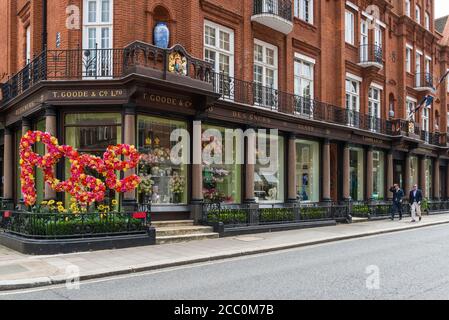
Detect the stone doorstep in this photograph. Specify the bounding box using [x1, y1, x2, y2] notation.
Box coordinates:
[151, 220, 194, 228]
[156, 233, 219, 245]
[156, 226, 215, 237]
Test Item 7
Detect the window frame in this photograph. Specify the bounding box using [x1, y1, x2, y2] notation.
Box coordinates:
[295, 0, 314, 24]
[345, 10, 355, 45]
[203, 20, 235, 77]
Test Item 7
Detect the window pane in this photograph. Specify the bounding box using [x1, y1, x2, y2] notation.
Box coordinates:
[219, 31, 230, 51]
[205, 25, 216, 46]
[88, 1, 97, 23]
[296, 139, 319, 202]
[205, 49, 216, 66]
[350, 147, 364, 201]
[101, 0, 110, 23]
[265, 48, 274, 65]
[254, 44, 263, 62]
[219, 54, 230, 75]
[202, 124, 242, 204]
[254, 134, 284, 203]
[137, 116, 189, 205]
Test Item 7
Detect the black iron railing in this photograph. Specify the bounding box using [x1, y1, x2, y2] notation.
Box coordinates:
[1, 42, 214, 103]
[359, 44, 383, 65]
[415, 72, 434, 88]
[253, 0, 293, 22]
[202, 202, 350, 228]
[0, 210, 150, 239]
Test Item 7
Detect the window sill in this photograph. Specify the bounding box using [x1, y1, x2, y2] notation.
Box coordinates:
[293, 17, 317, 31]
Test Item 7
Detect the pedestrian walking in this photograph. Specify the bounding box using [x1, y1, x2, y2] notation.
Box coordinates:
[389, 183, 404, 220]
[409, 184, 423, 222]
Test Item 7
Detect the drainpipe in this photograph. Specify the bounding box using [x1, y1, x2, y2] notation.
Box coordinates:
[42, 0, 47, 50]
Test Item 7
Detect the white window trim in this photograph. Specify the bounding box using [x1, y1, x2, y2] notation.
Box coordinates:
[371, 82, 383, 91]
[294, 52, 316, 64]
[253, 38, 279, 89]
[406, 96, 418, 103]
[425, 55, 432, 61]
[346, 1, 359, 11]
[83, 0, 113, 26]
[346, 72, 363, 83]
[416, 49, 423, 56]
[406, 43, 414, 50]
[295, 0, 314, 24]
[204, 20, 235, 77]
[345, 10, 355, 45]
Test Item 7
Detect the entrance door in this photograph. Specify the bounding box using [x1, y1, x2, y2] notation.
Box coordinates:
[393, 160, 404, 189]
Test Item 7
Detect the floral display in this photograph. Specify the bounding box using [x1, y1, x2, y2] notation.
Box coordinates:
[169, 173, 185, 194]
[20, 131, 141, 206]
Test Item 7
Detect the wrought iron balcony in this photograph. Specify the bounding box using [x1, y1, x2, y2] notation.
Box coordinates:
[252, 0, 293, 34]
[414, 72, 435, 91]
[358, 44, 383, 69]
[212, 73, 391, 134]
[0, 41, 214, 104]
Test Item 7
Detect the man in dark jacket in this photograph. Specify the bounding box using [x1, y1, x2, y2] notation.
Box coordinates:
[409, 184, 423, 222]
[389, 184, 404, 220]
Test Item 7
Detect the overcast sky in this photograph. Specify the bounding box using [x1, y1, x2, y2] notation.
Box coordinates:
[435, 0, 449, 18]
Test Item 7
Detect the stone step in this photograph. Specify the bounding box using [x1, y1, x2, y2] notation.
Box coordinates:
[352, 217, 369, 223]
[156, 233, 219, 245]
[156, 225, 214, 237]
[151, 220, 194, 228]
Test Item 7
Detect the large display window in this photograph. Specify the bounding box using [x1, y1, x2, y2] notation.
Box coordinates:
[296, 139, 319, 202]
[202, 124, 242, 204]
[137, 115, 188, 205]
[349, 146, 364, 201]
[254, 133, 284, 203]
[64, 113, 122, 204]
[372, 150, 385, 200]
[410, 156, 418, 188]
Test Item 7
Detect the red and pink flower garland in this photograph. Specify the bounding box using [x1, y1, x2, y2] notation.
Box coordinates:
[20, 131, 141, 206]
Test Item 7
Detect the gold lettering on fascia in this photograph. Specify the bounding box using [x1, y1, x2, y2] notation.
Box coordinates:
[14, 95, 45, 116]
[298, 124, 314, 132]
[51, 89, 125, 99]
[231, 111, 271, 124]
[143, 93, 193, 108]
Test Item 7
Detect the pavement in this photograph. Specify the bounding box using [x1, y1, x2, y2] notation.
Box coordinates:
[1, 213, 449, 292]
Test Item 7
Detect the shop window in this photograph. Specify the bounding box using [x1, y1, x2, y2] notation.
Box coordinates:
[254, 133, 284, 203]
[202, 125, 242, 204]
[410, 156, 418, 187]
[137, 115, 188, 205]
[296, 139, 319, 202]
[349, 146, 364, 201]
[372, 150, 385, 200]
[64, 113, 122, 204]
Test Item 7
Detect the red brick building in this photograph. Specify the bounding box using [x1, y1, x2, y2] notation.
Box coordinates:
[1, 0, 449, 221]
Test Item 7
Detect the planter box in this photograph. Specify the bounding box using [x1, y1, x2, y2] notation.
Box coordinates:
[0, 227, 156, 255]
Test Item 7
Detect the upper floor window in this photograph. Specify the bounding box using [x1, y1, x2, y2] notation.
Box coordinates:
[415, 5, 421, 24]
[368, 86, 381, 131]
[405, 0, 411, 17]
[253, 39, 278, 107]
[25, 26, 31, 64]
[295, 0, 313, 24]
[422, 106, 429, 133]
[83, 0, 113, 50]
[346, 76, 360, 127]
[85, 0, 112, 25]
[345, 10, 355, 45]
[294, 53, 315, 116]
[204, 21, 234, 77]
[425, 12, 430, 30]
[407, 98, 417, 122]
[406, 45, 412, 73]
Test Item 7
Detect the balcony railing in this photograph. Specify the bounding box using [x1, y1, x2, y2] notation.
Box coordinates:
[252, 0, 293, 34]
[415, 72, 434, 90]
[1, 42, 214, 103]
[358, 44, 383, 67]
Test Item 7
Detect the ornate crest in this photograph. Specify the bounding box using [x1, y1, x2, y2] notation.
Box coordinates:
[168, 51, 187, 76]
[408, 121, 415, 134]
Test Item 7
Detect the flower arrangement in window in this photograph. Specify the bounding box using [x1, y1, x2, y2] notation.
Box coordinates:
[19, 130, 140, 207]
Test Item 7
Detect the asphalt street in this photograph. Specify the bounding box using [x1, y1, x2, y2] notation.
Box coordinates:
[2, 223, 449, 300]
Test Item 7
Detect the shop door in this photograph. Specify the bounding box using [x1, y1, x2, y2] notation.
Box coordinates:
[393, 160, 404, 190]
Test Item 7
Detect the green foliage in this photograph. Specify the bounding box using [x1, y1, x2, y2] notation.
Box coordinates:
[300, 206, 327, 219]
[351, 204, 370, 217]
[260, 208, 295, 222]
